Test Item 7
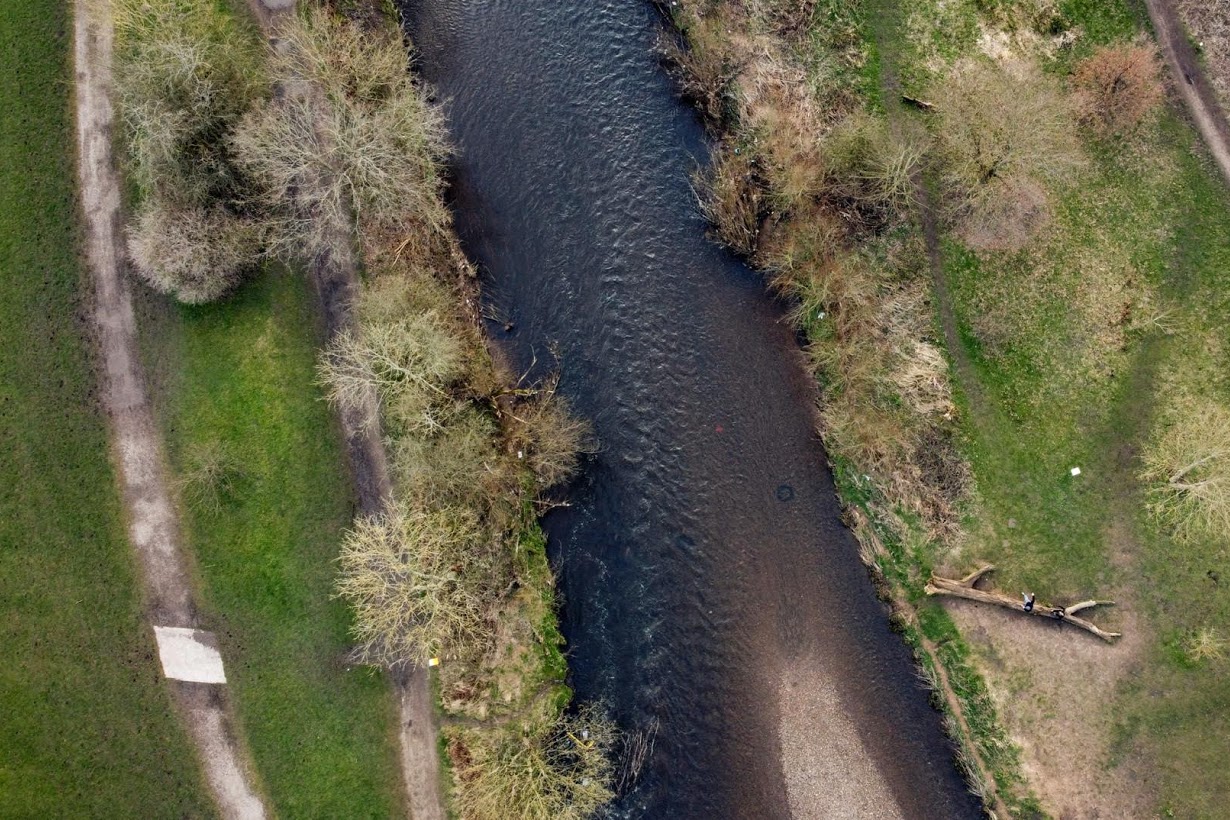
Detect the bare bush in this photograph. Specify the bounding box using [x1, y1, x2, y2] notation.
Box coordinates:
[509, 393, 596, 489]
[336, 505, 490, 666]
[1141, 399, 1230, 540]
[127, 200, 262, 304]
[1072, 42, 1164, 137]
[932, 59, 1082, 242]
[389, 408, 505, 506]
[113, 0, 263, 204]
[451, 705, 618, 820]
[231, 8, 450, 260]
[317, 316, 465, 432]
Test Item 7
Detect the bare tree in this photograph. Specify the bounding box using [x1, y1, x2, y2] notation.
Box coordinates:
[1073, 42, 1164, 137]
[335, 505, 489, 667]
[1141, 399, 1230, 539]
[230, 8, 451, 260]
[931, 59, 1082, 245]
[316, 316, 465, 433]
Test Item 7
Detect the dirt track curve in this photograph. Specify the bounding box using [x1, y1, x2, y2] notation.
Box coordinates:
[1145, 0, 1230, 187]
[72, 1, 267, 817]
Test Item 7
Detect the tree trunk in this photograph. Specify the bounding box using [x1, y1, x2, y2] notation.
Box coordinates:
[924, 565, 1121, 643]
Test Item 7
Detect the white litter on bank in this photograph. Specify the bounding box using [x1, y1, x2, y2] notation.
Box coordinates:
[1070, 466, 1082, 476]
[154, 626, 227, 684]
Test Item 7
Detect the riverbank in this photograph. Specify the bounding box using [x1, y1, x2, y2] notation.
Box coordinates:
[95, 0, 604, 814]
[665, 0, 1230, 816]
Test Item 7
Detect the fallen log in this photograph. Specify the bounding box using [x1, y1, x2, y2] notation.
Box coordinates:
[902, 94, 935, 111]
[924, 565, 1122, 643]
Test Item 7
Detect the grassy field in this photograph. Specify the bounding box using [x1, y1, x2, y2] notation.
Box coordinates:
[0, 1, 213, 816]
[136, 269, 407, 818]
[885, 0, 1230, 814]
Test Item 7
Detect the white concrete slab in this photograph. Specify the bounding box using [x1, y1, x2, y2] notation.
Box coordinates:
[154, 626, 227, 684]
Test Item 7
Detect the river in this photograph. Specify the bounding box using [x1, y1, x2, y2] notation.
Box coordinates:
[401, 2, 982, 817]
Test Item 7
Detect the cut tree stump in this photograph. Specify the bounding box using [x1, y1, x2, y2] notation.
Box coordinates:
[924, 565, 1122, 643]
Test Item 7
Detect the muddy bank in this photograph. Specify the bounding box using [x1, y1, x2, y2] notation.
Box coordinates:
[402, 2, 981, 817]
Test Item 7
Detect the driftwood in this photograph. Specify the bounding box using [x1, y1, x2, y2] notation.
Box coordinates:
[925, 565, 1122, 643]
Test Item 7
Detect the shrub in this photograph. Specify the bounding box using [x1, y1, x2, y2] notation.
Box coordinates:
[1141, 399, 1230, 540]
[336, 505, 490, 666]
[451, 706, 618, 820]
[127, 200, 262, 304]
[931, 59, 1082, 246]
[112, 0, 264, 204]
[231, 8, 450, 260]
[509, 393, 596, 489]
[1072, 42, 1164, 137]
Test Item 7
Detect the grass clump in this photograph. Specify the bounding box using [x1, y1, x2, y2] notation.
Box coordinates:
[113, 0, 267, 302]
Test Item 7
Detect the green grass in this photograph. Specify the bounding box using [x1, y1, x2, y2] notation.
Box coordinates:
[136, 269, 407, 818]
[0, 1, 213, 816]
[936, 9, 1230, 814]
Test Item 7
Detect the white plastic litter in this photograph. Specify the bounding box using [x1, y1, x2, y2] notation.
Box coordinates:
[1070, 466, 1082, 477]
[153, 626, 227, 684]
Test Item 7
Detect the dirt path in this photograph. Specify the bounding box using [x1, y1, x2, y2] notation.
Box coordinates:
[1145, 0, 1230, 188]
[243, 3, 444, 817]
[72, 2, 267, 818]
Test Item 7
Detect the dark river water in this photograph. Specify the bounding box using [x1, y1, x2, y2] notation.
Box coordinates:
[401, 2, 982, 817]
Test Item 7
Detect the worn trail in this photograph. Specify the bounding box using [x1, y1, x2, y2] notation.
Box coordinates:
[243, 2, 445, 816]
[1146, 0, 1230, 187]
[71, 1, 266, 817]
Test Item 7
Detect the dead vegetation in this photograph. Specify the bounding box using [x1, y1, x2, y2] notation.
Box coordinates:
[1072, 42, 1165, 137]
[666, 0, 967, 536]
